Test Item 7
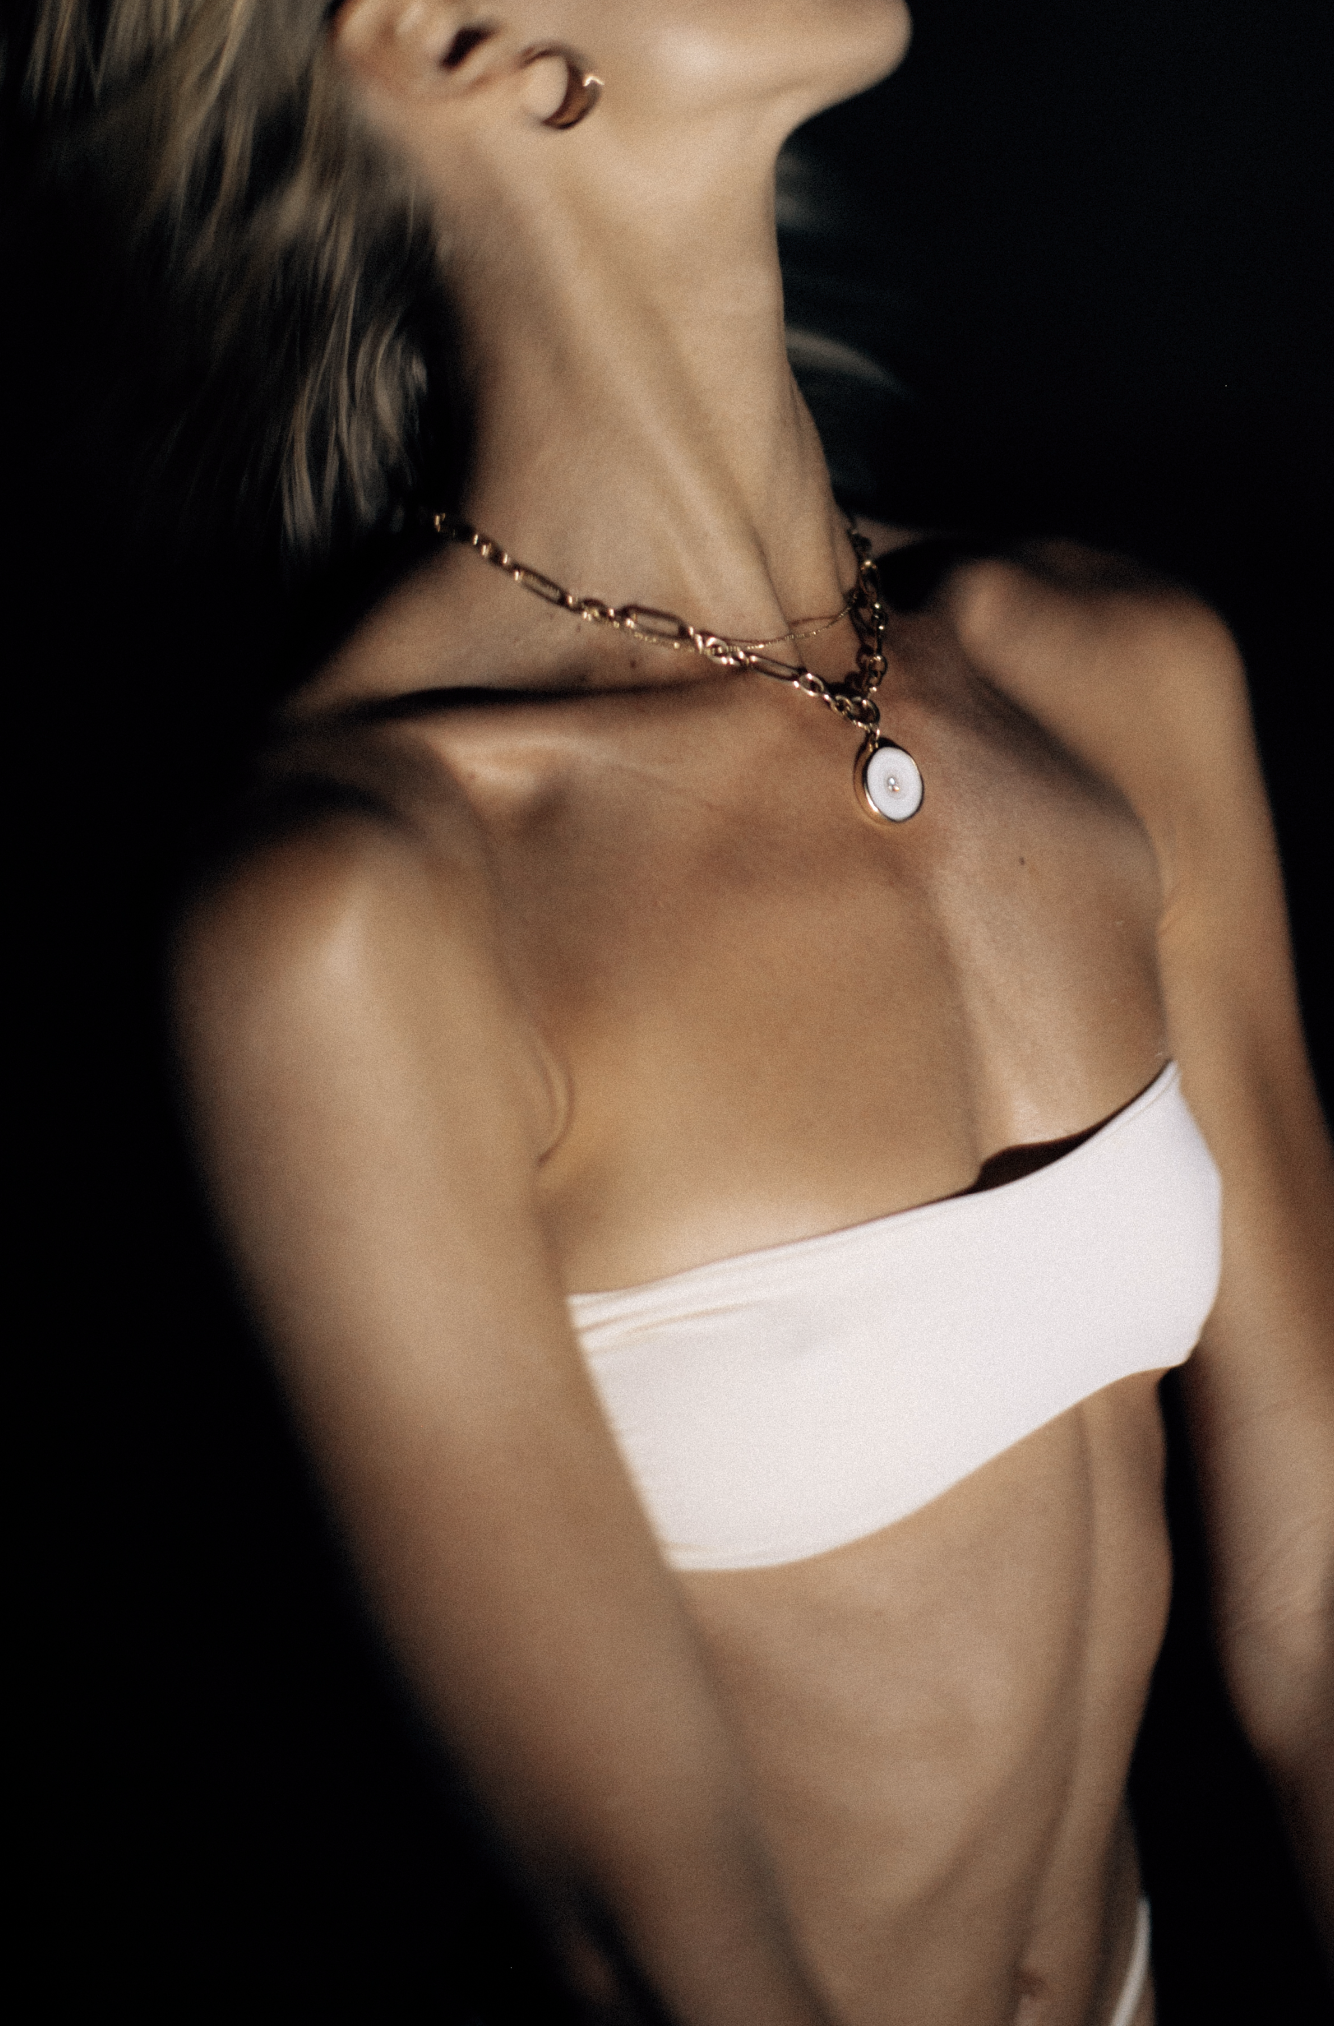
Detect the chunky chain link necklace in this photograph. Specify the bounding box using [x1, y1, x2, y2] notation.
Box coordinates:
[432, 512, 924, 822]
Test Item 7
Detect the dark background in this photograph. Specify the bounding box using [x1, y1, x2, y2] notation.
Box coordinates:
[11, 0, 1331, 2016]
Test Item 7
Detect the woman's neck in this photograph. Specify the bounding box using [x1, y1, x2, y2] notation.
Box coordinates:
[446, 134, 857, 644]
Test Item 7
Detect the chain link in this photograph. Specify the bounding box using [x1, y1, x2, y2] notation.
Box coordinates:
[432, 513, 891, 744]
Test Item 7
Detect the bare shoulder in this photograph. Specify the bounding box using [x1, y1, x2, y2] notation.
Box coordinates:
[176, 802, 433, 995]
[940, 542, 1325, 1147]
[943, 549, 1334, 1270]
[175, 771, 463, 1040]
[941, 540, 1254, 897]
[946, 537, 1239, 680]
[173, 737, 559, 1178]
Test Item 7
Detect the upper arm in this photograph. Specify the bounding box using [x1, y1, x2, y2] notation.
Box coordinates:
[950, 550, 1334, 1746]
[171, 810, 735, 1879]
[173, 808, 561, 1457]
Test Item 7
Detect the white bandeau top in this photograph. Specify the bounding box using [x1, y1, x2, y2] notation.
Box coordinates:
[568, 1063, 1221, 1571]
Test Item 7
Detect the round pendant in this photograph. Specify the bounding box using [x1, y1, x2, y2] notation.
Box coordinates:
[860, 740, 924, 822]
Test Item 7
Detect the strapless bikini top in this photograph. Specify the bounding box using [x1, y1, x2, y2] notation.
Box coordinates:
[568, 1064, 1222, 1571]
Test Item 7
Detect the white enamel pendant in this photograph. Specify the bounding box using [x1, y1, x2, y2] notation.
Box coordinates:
[860, 738, 924, 822]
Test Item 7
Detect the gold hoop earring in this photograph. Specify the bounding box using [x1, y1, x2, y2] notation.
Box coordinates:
[521, 45, 603, 129]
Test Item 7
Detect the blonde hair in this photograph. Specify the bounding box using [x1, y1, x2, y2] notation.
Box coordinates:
[18, 1, 446, 567]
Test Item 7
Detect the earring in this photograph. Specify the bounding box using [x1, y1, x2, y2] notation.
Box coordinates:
[521, 45, 603, 129]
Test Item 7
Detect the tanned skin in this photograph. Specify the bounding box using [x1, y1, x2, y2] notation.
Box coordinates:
[174, 5, 1334, 2021]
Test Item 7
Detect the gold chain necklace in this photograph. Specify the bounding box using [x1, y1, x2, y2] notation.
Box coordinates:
[712, 590, 856, 652]
[431, 512, 924, 822]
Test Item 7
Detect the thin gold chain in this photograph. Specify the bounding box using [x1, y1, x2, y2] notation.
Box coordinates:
[431, 512, 892, 743]
[732, 594, 856, 650]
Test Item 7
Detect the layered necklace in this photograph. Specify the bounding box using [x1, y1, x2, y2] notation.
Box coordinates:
[432, 512, 923, 822]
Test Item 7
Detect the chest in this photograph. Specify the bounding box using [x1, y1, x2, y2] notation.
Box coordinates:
[405, 624, 1166, 1285]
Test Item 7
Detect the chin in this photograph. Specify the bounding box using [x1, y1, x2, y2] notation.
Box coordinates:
[858, 0, 913, 78]
[807, 0, 912, 107]
[611, 0, 912, 138]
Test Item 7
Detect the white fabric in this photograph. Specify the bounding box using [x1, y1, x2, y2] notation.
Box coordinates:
[569, 1064, 1221, 1571]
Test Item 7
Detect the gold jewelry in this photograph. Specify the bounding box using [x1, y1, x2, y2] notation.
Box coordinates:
[521, 46, 603, 129]
[725, 592, 857, 652]
[431, 513, 924, 822]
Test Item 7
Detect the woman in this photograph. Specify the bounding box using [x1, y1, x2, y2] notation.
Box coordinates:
[27, 2, 1333, 2020]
